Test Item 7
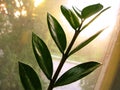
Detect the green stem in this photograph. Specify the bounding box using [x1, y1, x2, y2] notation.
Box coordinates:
[47, 22, 84, 90]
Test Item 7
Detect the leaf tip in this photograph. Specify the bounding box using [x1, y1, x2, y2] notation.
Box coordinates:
[32, 32, 36, 38]
[18, 61, 23, 66]
[47, 12, 51, 17]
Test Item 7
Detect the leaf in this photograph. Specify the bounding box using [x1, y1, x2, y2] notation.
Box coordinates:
[81, 7, 110, 31]
[73, 7, 82, 19]
[32, 33, 53, 80]
[54, 61, 101, 87]
[61, 5, 80, 30]
[19, 62, 42, 90]
[69, 30, 103, 56]
[47, 13, 67, 53]
[81, 3, 103, 19]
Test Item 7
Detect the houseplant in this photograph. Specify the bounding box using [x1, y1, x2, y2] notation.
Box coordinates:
[18, 3, 110, 90]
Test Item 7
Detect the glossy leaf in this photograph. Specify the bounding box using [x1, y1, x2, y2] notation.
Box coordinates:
[32, 33, 53, 80]
[61, 5, 80, 30]
[81, 3, 103, 19]
[54, 61, 101, 87]
[69, 30, 103, 56]
[19, 62, 42, 90]
[47, 13, 67, 53]
[81, 7, 110, 31]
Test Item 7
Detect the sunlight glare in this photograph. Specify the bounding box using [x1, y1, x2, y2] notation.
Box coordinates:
[14, 11, 20, 18]
[21, 9, 27, 16]
[61, 0, 120, 40]
[0, 3, 8, 14]
[15, 0, 23, 7]
[34, 0, 44, 7]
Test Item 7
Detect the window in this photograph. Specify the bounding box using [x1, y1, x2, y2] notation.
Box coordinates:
[95, 4, 120, 90]
[0, 0, 119, 90]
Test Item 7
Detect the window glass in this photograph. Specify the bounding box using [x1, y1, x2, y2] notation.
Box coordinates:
[0, 0, 119, 90]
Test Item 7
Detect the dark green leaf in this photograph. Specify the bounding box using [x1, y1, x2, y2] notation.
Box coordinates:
[69, 30, 103, 56]
[32, 33, 53, 80]
[47, 13, 67, 53]
[19, 62, 42, 90]
[81, 3, 103, 19]
[61, 5, 80, 30]
[81, 7, 110, 31]
[54, 61, 101, 87]
[73, 7, 82, 19]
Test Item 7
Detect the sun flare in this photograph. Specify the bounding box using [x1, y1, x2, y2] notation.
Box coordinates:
[34, 0, 44, 7]
[62, 0, 120, 40]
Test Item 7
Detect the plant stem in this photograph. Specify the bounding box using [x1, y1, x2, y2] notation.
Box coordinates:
[47, 22, 83, 90]
[47, 54, 67, 90]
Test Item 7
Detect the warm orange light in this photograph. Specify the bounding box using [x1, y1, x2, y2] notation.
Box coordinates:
[0, 3, 8, 14]
[14, 11, 20, 18]
[15, 0, 23, 7]
[34, 0, 44, 7]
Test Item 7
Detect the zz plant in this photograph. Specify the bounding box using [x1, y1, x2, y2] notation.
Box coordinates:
[18, 3, 110, 90]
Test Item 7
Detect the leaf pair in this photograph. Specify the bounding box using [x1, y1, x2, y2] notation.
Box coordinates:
[61, 3, 104, 31]
[72, 3, 103, 20]
[19, 33, 54, 90]
[19, 60, 101, 89]
[61, 5, 80, 30]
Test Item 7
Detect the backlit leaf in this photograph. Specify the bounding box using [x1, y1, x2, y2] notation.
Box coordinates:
[81, 3, 103, 19]
[73, 7, 82, 19]
[19, 62, 42, 90]
[32, 33, 53, 80]
[69, 29, 104, 56]
[47, 13, 67, 53]
[54, 61, 101, 87]
[61, 5, 80, 30]
[81, 7, 110, 31]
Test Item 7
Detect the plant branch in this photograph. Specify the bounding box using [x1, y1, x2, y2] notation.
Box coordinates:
[47, 21, 84, 90]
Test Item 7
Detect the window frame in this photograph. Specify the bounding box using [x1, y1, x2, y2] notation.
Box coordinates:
[94, 6, 120, 90]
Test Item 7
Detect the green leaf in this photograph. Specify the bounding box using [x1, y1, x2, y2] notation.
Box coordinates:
[19, 62, 42, 90]
[73, 7, 82, 19]
[47, 13, 67, 53]
[61, 5, 80, 30]
[32, 33, 53, 80]
[81, 7, 110, 31]
[81, 3, 103, 19]
[54, 61, 101, 87]
[69, 30, 103, 56]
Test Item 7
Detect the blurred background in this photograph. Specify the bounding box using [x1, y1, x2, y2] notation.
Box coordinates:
[0, 0, 119, 90]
